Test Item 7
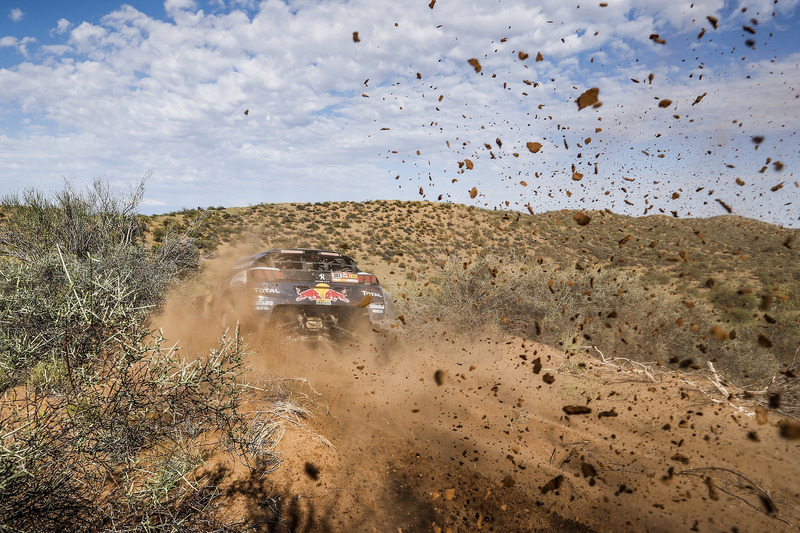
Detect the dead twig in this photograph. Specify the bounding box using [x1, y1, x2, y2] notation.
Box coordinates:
[676, 467, 796, 528]
[706, 362, 729, 397]
[592, 345, 656, 382]
[679, 372, 753, 418]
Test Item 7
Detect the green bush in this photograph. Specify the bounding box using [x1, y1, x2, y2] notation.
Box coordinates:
[0, 179, 145, 261]
[0, 179, 201, 390]
[0, 179, 255, 532]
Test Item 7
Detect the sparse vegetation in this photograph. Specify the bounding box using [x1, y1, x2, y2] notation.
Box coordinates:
[2, 190, 799, 531]
[403, 252, 795, 386]
[0, 178, 201, 390]
[146, 199, 797, 388]
[0, 181, 306, 532]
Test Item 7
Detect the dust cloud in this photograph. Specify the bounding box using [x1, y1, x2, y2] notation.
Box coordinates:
[150, 254, 800, 532]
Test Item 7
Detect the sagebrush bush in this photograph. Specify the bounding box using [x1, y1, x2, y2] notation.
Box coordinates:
[0, 179, 258, 532]
[0, 178, 201, 389]
[0, 179, 145, 261]
[0, 327, 248, 532]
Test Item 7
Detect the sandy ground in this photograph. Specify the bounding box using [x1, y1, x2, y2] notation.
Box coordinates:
[153, 308, 800, 533]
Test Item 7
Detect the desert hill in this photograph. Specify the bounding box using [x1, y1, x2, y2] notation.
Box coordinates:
[2, 191, 799, 532]
[147, 201, 800, 386]
[147, 202, 798, 282]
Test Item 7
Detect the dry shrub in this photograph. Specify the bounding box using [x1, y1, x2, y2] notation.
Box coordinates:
[0, 181, 259, 532]
[762, 358, 800, 419]
[0, 177, 202, 391]
[405, 254, 784, 386]
[0, 321, 249, 532]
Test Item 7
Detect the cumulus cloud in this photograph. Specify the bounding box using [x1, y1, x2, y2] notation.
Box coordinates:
[0, 0, 797, 222]
[54, 18, 72, 35]
[8, 8, 23, 22]
[209, 0, 257, 10]
[67, 22, 108, 53]
[0, 35, 36, 56]
[164, 0, 198, 18]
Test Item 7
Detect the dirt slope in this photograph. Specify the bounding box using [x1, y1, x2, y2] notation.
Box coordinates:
[190, 327, 799, 532]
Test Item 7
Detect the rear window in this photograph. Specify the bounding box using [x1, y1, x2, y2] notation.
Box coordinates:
[257, 251, 358, 273]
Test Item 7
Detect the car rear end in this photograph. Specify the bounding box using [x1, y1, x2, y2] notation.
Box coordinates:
[222, 249, 394, 337]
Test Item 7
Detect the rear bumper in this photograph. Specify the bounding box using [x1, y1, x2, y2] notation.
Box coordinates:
[253, 300, 388, 324]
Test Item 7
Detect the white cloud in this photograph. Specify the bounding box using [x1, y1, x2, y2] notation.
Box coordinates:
[165, 0, 196, 9]
[8, 8, 23, 22]
[209, 0, 257, 9]
[0, 35, 36, 56]
[54, 18, 72, 35]
[0, 0, 796, 223]
[67, 22, 109, 54]
[40, 44, 71, 56]
[164, 0, 198, 19]
[142, 198, 167, 206]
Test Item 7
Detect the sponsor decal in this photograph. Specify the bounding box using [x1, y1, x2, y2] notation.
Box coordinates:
[255, 296, 274, 311]
[255, 287, 280, 294]
[368, 303, 385, 311]
[362, 290, 382, 298]
[331, 272, 359, 283]
[295, 283, 349, 304]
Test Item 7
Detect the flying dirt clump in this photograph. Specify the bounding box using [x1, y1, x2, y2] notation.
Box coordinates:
[573, 212, 591, 225]
[576, 87, 601, 110]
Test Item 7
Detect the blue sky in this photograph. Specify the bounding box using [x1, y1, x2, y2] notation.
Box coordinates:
[0, 0, 798, 226]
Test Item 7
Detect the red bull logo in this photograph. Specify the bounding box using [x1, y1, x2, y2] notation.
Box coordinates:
[295, 283, 349, 304]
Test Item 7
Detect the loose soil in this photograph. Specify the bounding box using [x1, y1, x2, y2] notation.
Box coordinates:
[169, 321, 800, 532]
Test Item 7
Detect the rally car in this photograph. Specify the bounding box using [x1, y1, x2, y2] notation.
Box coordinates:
[211, 248, 395, 338]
